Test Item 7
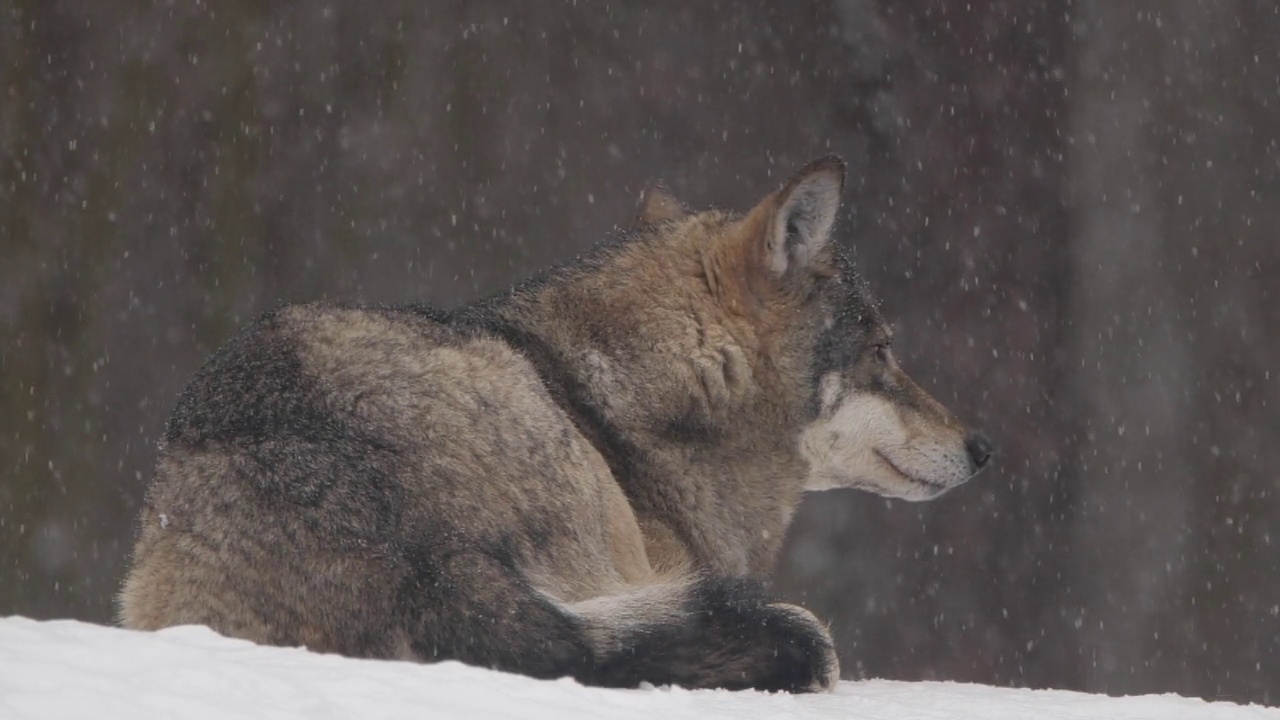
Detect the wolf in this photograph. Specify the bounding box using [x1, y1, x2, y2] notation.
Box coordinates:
[119, 156, 992, 693]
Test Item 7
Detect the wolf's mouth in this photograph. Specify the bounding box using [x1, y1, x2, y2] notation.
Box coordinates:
[873, 449, 951, 491]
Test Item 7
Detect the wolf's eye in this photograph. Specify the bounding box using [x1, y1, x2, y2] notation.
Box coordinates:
[873, 344, 891, 363]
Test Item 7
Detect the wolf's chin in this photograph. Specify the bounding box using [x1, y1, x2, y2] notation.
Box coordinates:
[870, 450, 964, 501]
[801, 470, 953, 501]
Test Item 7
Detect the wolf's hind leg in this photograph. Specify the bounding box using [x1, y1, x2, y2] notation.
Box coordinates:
[565, 576, 839, 692]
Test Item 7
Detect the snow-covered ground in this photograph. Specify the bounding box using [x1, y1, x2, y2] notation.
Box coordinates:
[1, 616, 1274, 720]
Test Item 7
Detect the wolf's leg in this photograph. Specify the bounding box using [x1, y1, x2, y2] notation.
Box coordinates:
[566, 576, 839, 693]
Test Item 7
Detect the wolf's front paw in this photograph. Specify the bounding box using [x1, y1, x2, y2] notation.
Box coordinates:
[759, 602, 839, 693]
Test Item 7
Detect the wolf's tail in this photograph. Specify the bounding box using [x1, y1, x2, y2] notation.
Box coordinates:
[392, 548, 836, 692]
[554, 575, 839, 692]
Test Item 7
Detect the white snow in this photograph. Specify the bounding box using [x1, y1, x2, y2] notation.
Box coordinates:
[1, 616, 1274, 720]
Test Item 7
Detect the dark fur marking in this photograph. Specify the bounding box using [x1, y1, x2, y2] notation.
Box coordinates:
[452, 314, 646, 499]
[164, 310, 405, 540]
[660, 402, 721, 445]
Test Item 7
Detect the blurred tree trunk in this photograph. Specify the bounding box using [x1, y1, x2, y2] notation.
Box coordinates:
[1068, 0, 1280, 703]
[1, 0, 135, 619]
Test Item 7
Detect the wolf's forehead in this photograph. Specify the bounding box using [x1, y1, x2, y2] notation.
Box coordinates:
[810, 253, 884, 370]
[822, 302, 882, 345]
[829, 251, 881, 322]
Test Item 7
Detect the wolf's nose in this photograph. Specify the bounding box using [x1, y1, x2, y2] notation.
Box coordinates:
[965, 433, 993, 470]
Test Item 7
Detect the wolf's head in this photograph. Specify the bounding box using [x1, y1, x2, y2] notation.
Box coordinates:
[498, 156, 990, 509]
[629, 156, 993, 501]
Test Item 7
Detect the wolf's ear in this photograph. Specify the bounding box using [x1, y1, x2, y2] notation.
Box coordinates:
[764, 156, 845, 276]
[635, 182, 689, 226]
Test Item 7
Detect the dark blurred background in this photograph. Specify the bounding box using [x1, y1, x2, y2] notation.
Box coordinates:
[2, 0, 1277, 706]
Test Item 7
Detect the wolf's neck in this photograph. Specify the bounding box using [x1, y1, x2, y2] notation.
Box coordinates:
[458, 294, 806, 578]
